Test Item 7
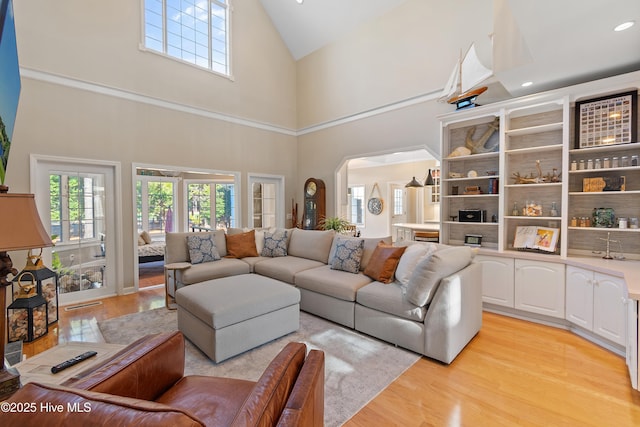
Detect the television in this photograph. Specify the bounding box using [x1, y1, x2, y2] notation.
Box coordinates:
[0, 0, 21, 185]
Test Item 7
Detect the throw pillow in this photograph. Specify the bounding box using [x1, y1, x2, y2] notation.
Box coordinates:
[140, 230, 152, 245]
[330, 237, 365, 274]
[407, 246, 472, 307]
[186, 233, 221, 264]
[262, 229, 288, 257]
[225, 229, 259, 258]
[395, 243, 438, 286]
[137, 234, 146, 246]
[363, 242, 407, 284]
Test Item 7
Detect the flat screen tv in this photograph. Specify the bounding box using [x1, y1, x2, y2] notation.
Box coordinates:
[0, 0, 21, 185]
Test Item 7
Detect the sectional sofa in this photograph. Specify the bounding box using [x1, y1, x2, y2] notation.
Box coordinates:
[165, 228, 482, 364]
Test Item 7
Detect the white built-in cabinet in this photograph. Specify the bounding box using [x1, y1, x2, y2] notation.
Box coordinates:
[475, 255, 514, 307]
[566, 265, 626, 346]
[514, 259, 565, 318]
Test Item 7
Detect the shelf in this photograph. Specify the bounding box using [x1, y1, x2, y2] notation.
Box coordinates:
[505, 144, 563, 155]
[569, 141, 640, 155]
[443, 194, 499, 198]
[444, 151, 499, 162]
[568, 166, 640, 174]
[568, 227, 640, 232]
[569, 190, 640, 196]
[443, 175, 497, 182]
[505, 216, 561, 220]
[504, 182, 563, 188]
[443, 221, 498, 226]
[505, 122, 563, 137]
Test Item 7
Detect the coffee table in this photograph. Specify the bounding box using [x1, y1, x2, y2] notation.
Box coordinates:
[12, 342, 126, 386]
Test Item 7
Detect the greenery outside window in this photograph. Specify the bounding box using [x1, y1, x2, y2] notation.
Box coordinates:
[143, 0, 231, 76]
[187, 180, 235, 231]
[50, 174, 99, 244]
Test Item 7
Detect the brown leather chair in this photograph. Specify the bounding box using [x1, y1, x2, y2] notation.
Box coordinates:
[2, 332, 324, 426]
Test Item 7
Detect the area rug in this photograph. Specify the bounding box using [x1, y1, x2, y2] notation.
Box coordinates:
[98, 308, 420, 426]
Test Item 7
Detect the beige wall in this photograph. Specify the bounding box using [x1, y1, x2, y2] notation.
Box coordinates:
[8, 0, 298, 289]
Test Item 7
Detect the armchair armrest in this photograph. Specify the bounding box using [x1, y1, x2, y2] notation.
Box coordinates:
[277, 349, 325, 427]
[62, 331, 185, 401]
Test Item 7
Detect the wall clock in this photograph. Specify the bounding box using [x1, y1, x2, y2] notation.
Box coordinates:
[367, 182, 383, 215]
[302, 178, 326, 230]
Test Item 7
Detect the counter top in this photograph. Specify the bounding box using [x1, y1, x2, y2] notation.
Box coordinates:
[476, 248, 640, 300]
[393, 223, 440, 230]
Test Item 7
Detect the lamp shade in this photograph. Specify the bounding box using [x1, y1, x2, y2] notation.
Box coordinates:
[0, 193, 53, 251]
[405, 176, 423, 188]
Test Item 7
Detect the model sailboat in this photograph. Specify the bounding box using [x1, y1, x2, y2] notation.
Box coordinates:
[440, 43, 492, 110]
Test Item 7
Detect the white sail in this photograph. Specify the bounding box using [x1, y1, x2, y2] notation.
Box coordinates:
[440, 43, 492, 102]
[460, 44, 492, 93]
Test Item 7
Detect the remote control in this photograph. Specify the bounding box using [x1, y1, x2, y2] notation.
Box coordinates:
[51, 351, 98, 374]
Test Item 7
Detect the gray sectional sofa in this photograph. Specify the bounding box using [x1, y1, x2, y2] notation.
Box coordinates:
[165, 228, 482, 364]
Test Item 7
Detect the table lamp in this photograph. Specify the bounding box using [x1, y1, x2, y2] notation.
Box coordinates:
[0, 186, 53, 399]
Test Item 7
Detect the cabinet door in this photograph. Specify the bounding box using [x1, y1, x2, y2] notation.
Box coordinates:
[515, 259, 565, 318]
[565, 266, 594, 330]
[475, 255, 514, 307]
[593, 272, 626, 346]
[627, 300, 638, 390]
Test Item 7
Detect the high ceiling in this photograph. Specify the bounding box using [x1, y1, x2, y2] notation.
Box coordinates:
[260, 0, 640, 99]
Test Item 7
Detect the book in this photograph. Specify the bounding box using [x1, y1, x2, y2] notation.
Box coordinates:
[513, 226, 559, 253]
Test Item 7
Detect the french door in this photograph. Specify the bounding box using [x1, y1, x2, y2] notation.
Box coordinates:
[32, 156, 119, 305]
[248, 174, 285, 229]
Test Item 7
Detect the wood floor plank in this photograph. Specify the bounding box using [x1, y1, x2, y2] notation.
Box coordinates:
[21, 291, 640, 425]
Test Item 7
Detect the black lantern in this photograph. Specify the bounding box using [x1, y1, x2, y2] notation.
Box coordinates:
[7, 271, 48, 343]
[12, 249, 59, 325]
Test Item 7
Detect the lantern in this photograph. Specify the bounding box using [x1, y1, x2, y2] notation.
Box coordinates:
[12, 249, 59, 325]
[7, 271, 48, 343]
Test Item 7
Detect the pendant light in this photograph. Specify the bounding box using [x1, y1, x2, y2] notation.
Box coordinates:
[424, 169, 434, 186]
[405, 177, 423, 188]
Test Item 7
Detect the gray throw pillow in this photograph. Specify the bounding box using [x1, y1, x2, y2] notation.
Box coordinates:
[407, 246, 472, 306]
[262, 229, 288, 257]
[330, 237, 365, 274]
[187, 233, 221, 264]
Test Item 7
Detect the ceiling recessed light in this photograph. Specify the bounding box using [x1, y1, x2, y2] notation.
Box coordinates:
[614, 21, 635, 32]
[521, 81, 533, 87]
[296, 0, 304, 4]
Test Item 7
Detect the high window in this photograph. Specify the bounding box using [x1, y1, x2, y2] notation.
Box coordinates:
[143, 0, 230, 76]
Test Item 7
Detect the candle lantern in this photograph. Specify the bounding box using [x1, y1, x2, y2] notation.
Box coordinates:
[12, 249, 59, 325]
[7, 271, 48, 343]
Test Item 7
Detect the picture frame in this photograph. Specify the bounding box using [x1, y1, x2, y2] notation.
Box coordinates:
[574, 90, 637, 149]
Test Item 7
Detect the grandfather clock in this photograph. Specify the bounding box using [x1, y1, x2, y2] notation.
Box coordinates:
[302, 178, 325, 230]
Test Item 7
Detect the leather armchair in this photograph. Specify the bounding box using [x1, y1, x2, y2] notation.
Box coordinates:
[1, 331, 324, 426]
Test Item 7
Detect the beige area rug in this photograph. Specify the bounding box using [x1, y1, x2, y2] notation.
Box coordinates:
[98, 308, 420, 426]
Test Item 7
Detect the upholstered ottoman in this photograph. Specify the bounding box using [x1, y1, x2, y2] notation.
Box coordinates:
[175, 274, 300, 363]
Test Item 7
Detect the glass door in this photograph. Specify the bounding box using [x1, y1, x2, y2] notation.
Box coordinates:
[34, 159, 117, 305]
[248, 175, 284, 229]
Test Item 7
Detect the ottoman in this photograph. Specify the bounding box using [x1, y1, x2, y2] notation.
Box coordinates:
[175, 274, 300, 363]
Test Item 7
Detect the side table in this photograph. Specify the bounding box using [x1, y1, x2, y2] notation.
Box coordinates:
[164, 262, 191, 310]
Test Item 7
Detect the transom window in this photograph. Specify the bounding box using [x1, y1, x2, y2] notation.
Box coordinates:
[143, 0, 231, 76]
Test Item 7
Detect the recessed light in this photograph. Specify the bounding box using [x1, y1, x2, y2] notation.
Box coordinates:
[521, 81, 533, 87]
[614, 21, 635, 32]
[296, 0, 304, 4]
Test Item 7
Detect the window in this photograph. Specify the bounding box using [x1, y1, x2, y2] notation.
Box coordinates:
[186, 180, 235, 230]
[349, 186, 365, 226]
[393, 188, 404, 216]
[144, 0, 230, 76]
[50, 173, 102, 244]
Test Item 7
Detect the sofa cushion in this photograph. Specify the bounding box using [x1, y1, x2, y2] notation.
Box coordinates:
[328, 235, 391, 271]
[140, 230, 153, 244]
[363, 243, 406, 284]
[288, 229, 335, 263]
[295, 265, 372, 301]
[262, 229, 289, 257]
[166, 231, 228, 263]
[225, 230, 259, 258]
[395, 242, 438, 286]
[330, 237, 364, 273]
[254, 256, 325, 284]
[356, 281, 426, 322]
[180, 258, 250, 285]
[187, 233, 221, 264]
[407, 245, 473, 307]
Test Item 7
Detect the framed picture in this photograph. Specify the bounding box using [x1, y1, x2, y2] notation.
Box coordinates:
[574, 90, 637, 149]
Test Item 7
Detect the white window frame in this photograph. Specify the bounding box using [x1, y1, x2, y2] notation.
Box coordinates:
[141, 0, 232, 78]
[348, 185, 365, 226]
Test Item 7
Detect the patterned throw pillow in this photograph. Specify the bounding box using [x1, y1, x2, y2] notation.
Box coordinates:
[331, 237, 365, 274]
[187, 233, 221, 264]
[262, 229, 288, 257]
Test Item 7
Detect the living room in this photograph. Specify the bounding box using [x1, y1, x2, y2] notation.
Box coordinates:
[2, 0, 640, 424]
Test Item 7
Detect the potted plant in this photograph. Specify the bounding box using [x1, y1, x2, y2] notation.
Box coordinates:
[319, 216, 352, 234]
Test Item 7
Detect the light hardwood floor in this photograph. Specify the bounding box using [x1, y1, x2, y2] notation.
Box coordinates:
[23, 288, 640, 426]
